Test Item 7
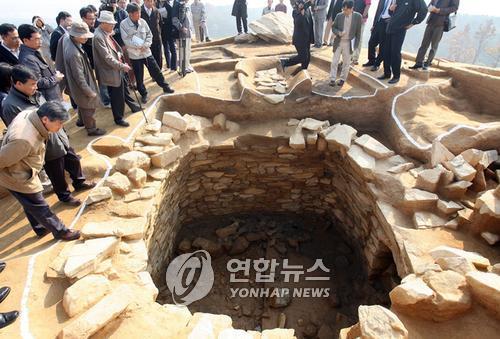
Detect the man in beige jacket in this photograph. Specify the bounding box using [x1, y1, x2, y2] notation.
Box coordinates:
[0, 102, 80, 241]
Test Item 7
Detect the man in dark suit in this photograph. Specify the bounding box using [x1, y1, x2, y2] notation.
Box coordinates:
[324, 0, 344, 45]
[410, 0, 459, 70]
[142, 0, 163, 68]
[232, 0, 248, 35]
[281, 0, 314, 70]
[158, 0, 177, 71]
[49, 11, 72, 62]
[363, 0, 392, 71]
[378, 0, 427, 84]
[0, 24, 20, 66]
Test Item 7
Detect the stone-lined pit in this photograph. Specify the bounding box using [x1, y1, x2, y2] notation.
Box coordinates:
[143, 136, 400, 337]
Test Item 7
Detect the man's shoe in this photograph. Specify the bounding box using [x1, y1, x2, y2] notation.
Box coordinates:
[87, 128, 107, 136]
[422, 62, 429, 70]
[73, 181, 96, 192]
[103, 103, 111, 109]
[205, 37, 211, 42]
[337, 80, 345, 87]
[115, 119, 130, 127]
[370, 65, 380, 71]
[0, 311, 19, 329]
[352, 61, 359, 65]
[329, 80, 336, 87]
[57, 229, 81, 241]
[0, 262, 5, 274]
[34, 227, 50, 238]
[163, 86, 175, 94]
[131, 106, 142, 113]
[0, 287, 10, 304]
[362, 61, 375, 67]
[61, 196, 82, 207]
[388, 77, 400, 84]
[141, 94, 148, 104]
[76, 120, 84, 127]
[377, 75, 391, 80]
[409, 63, 423, 70]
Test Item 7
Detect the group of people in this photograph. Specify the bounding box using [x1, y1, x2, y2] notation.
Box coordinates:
[281, 0, 459, 86]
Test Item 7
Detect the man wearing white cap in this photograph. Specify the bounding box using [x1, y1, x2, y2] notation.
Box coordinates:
[93, 11, 141, 127]
[59, 22, 106, 136]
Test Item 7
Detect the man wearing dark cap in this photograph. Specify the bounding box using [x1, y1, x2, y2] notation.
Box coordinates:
[59, 22, 107, 136]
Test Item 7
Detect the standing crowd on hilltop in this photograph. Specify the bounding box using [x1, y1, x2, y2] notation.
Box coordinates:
[0, 0, 461, 330]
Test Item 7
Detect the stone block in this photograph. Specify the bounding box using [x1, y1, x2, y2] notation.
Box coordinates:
[300, 118, 330, 132]
[435, 256, 476, 276]
[413, 212, 448, 229]
[151, 146, 181, 168]
[162, 111, 188, 132]
[86, 187, 112, 205]
[63, 274, 111, 317]
[104, 172, 132, 195]
[431, 140, 454, 167]
[441, 181, 472, 200]
[126, 168, 147, 188]
[115, 151, 151, 173]
[437, 200, 463, 215]
[81, 218, 145, 240]
[415, 167, 443, 193]
[347, 145, 376, 178]
[358, 305, 408, 339]
[445, 155, 477, 181]
[354, 134, 395, 159]
[466, 271, 500, 320]
[403, 188, 438, 210]
[429, 245, 490, 270]
[92, 138, 131, 157]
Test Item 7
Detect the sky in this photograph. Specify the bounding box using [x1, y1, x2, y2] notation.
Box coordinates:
[0, 0, 499, 27]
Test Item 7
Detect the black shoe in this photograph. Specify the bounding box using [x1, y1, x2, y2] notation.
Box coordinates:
[388, 77, 400, 84]
[61, 196, 82, 207]
[115, 119, 130, 127]
[0, 287, 10, 304]
[73, 181, 96, 192]
[205, 37, 211, 42]
[422, 62, 429, 70]
[56, 229, 81, 241]
[370, 65, 380, 71]
[34, 227, 50, 238]
[409, 63, 423, 70]
[377, 75, 391, 80]
[131, 106, 142, 113]
[0, 311, 19, 329]
[362, 61, 375, 67]
[141, 94, 148, 104]
[76, 120, 84, 127]
[87, 128, 107, 136]
[352, 61, 359, 65]
[163, 86, 175, 94]
[329, 80, 336, 87]
[337, 80, 345, 87]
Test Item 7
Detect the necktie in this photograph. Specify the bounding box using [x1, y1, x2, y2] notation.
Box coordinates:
[379, 0, 391, 22]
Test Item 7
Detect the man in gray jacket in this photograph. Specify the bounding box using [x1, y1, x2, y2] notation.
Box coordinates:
[312, 0, 328, 48]
[121, 2, 174, 104]
[59, 22, 107, 136]
[191, 0, 210, 42]
[2, 65, 95, 206]
[93, 11, 141, 127]
[329, 0, 362, 87]
[173, 0, 194, 75]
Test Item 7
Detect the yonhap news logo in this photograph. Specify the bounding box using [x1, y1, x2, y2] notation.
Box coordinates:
[165, 250, 214, 306]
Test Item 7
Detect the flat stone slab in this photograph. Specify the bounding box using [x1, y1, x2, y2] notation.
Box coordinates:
[162, 111, 188, 132]
[104, 172, 132, 195]
[403, 188, 438, 210]
[115, 151, 151, 173]
[358, 305, 408, 339]
[429, 245, 490, 270]
[151, 146, 182, 168]
[466, 271, 500, 320]
[300, 118, 330, 132]
[354, 134, 395, 159]
[325, 124, 357, 151]
[347, 145, 376, 178]
[86, 187, 112, 205]
[135, 133, 173, 146]
[81, 218, 146, 240]
[63, 274, 111, 317]
[413, 212, 448, 229]
[445, 155, 477, 182]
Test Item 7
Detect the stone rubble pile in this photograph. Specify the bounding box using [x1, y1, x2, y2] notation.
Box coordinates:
[254, 68, 288, 95]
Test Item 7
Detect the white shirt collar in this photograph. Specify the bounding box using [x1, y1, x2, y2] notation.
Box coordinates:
[1, 41, 19, 58]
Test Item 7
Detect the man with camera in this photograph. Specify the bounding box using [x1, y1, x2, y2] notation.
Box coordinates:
[281, 0, 314, 71]
[410, 0, 459, 70]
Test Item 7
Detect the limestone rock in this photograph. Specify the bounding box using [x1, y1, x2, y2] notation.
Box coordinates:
[219, 329, 255, 339]
[92, 138, 131, 157]
[274, 84, 287, 94]
[151, 146, 181, 168]
[63, 274, 111, 317]
[59, 284, 132, 339]
[184, 114, 210, 131]
[325, 124, 357, 152]
[183, 312, 233, 338]
[136, 271, 159, 300]
[429, 245, 490, 270]
[435, 256, 477, 276]
[305, 131, 318, 145]
[192, 237, 223, 257]
[460, 149, 483, 167]
[390, 275, 434, 307]
[81, 218, 145, 240]
[403, 188, 438, 210]
[123, 187, 156, 203]
[86, 187, 112, 205]
[481, 232, 499, 245]
[63, 237, 120, 279]
[216, 222, 239, 238]
[143, 119, 162, 133]
[357, 305, 408, 339]
[437, 200, 463, 215]
[104, 172, 132, 195]
[287, 118, 300, 126]
[431, 140, 455, 167]
[135, 133, 173, 146]
[118, 239, 148, 273]
[127, 168, 147, 188]
[234, 32, 259, 43]
[347, 145, 376, 178]
[289, 128, 305, 150]
[475, 189, 500, 219]
[413, 212, 448, 229]
[134, 145, 164, 155]
[388, 162, 415, 174]
[479, 150, 498, 168]
[466, 271, 500, 320]
[161, 126, 182, 142]
[445, 155, 477, 181]
[261, 329, 296, 339]
[248, 11, 293, 44]
[264, 94, 285, 105]
[415, 167, 443, 193]
[300, 118, 330, 132]
[441, 181, 472, 200]
[212, 113, 227, 130]
[148, 168, 168, 180]
[115, 151, 151, 173]
[354, 134, 395, 159]
[162, 111, 188, 132]
[230, 236, 250, 255]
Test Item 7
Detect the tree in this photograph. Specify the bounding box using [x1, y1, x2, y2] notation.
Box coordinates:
[485, 43, 500, 68]
[472, 20, 497, 64]
[448, 24, 475, 63]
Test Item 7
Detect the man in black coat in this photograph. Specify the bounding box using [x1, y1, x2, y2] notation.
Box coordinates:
[363, 0, 392, 70]
[158, 0, 177, 71]
[49, 11, 72, 62]
[324, 0, 344, 45]
[142, 0, 163, 68]
[232, 0, 248, 35]
[0, 24, 20, 66]
[18, 24, 64, 102]
[378, 0, 427, 84]
[281, 0, 314, 71]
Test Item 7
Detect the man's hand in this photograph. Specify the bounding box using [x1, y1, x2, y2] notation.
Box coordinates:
[55, 71, 64, 82]
[405, 24, 414, 30]
[182, 27, 188, 34]
[122, 64, 131, 72]
[389, 3, 397, 11]
[89, 92, 97, 98]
